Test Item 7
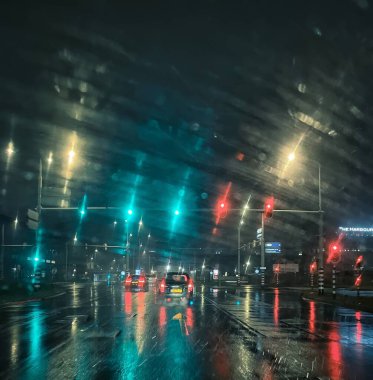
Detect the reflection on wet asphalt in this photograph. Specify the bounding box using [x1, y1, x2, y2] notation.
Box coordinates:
[1, 283, 373, 379]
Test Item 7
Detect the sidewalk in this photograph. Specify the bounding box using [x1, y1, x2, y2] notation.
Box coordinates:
[301, 289, 373, 313]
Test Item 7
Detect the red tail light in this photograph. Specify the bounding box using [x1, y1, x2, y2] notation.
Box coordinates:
[125, 277, 131, 284]
[188, 280, 193, 293]
[160, 279, 165, 293]
[139, 277, 145, 286]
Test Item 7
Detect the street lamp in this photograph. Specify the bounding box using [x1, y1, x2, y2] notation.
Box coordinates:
[287, 152, 323, 294]
[47, 152, 53, 166]
[5, 142, 15, 158]
[238, 194, 251, 286]
[288, 152, 295, 161]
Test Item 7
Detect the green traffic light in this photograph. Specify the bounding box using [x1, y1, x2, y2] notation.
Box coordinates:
[174, 209, 180, 215]
[128, 209, 133, 215]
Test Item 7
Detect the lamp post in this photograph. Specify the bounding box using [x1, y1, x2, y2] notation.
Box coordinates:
[237, 194, 251, 286]
[287, 152, 323, 294]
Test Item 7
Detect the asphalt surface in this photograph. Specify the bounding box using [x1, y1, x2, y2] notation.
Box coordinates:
[1, 282, 373, 379]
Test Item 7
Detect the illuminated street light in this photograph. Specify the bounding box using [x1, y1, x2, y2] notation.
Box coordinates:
[288, 152, 296, 161]
[139, 220, 143, 226]
[148, 233, 151, 238]
[73, 234, 77, 243]
[14, 217, 18, 228]
[127, 209, 133, 215]
[68, 149, 75, 164]
[174, 209, 180, 216]
[114, 220, 117, 226]
[5, 142, 14, 158]
[166, 264, 170, 272]
[240, 220, 244, 225]
[47, 152, 53, 166]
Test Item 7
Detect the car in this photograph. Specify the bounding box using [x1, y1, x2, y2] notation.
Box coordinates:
[124, 274, 148, 291]
[158, 272, 194, 299]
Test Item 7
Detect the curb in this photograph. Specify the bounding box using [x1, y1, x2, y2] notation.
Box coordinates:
[0, 291, 66, 307]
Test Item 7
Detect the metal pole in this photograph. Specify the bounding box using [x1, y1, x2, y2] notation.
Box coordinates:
[37, 159, 42, 215]
[126, 223, 129, 273]
[237, 226, 241, 286]
[261, 212, 265, 287]
[65, 243, 68, 281]
[1, 224, 4, 280]
[332, 265, 336, 299]
[318, 163, 324, 295]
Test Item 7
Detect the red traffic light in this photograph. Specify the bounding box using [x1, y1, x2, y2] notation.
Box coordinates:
[310, 262, 317, 273]
[327, 241, 342, 264]
[355, 255, 363, 267]
[264, 196, 274, 218]
[355, 274, 362, 287]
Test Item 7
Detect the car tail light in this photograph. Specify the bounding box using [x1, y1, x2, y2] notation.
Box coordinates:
[188, 281, 193, 292]
[160, 279, 165, 293]
[139, 277, 145, 286]
[125, 277, 131, 284]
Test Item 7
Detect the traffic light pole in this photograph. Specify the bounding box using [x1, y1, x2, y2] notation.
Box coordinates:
[237, 226, 241, 286]
[261, 212, 265, 287]
[332, 265, 336, 299]
[318, 163, 324, 295]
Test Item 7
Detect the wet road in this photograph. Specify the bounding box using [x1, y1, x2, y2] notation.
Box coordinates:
[0, 283, 372, 380]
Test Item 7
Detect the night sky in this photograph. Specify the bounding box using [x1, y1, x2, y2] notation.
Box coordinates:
[1, 0, 373, 268]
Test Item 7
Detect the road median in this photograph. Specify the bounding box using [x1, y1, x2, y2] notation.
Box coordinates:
[0, 282, 66, 306]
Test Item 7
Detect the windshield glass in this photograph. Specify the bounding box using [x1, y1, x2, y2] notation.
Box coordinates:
[1, 1, 373, 379]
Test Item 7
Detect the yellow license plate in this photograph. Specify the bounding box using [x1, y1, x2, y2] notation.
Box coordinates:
[132, 281, 138, 284]
[171, 288, 182, 293]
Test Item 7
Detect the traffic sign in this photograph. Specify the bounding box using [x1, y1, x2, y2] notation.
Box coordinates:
[257, 228, 262, 239]
[265, 242, 281, 253]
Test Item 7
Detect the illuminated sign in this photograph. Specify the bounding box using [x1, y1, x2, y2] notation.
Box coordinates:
[339, 227, 373, 236]
[265, 242, 281, 253]
[339, 227, 373, 232]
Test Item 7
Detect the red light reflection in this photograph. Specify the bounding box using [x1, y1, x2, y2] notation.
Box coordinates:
[356, 311, 362, 344]
[159, 306, 167, 328]
[327, 325, 342, 379]
[124, 291, 132, 315]
[273, 288, 279, 326]
[309, 301, 315, 334]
